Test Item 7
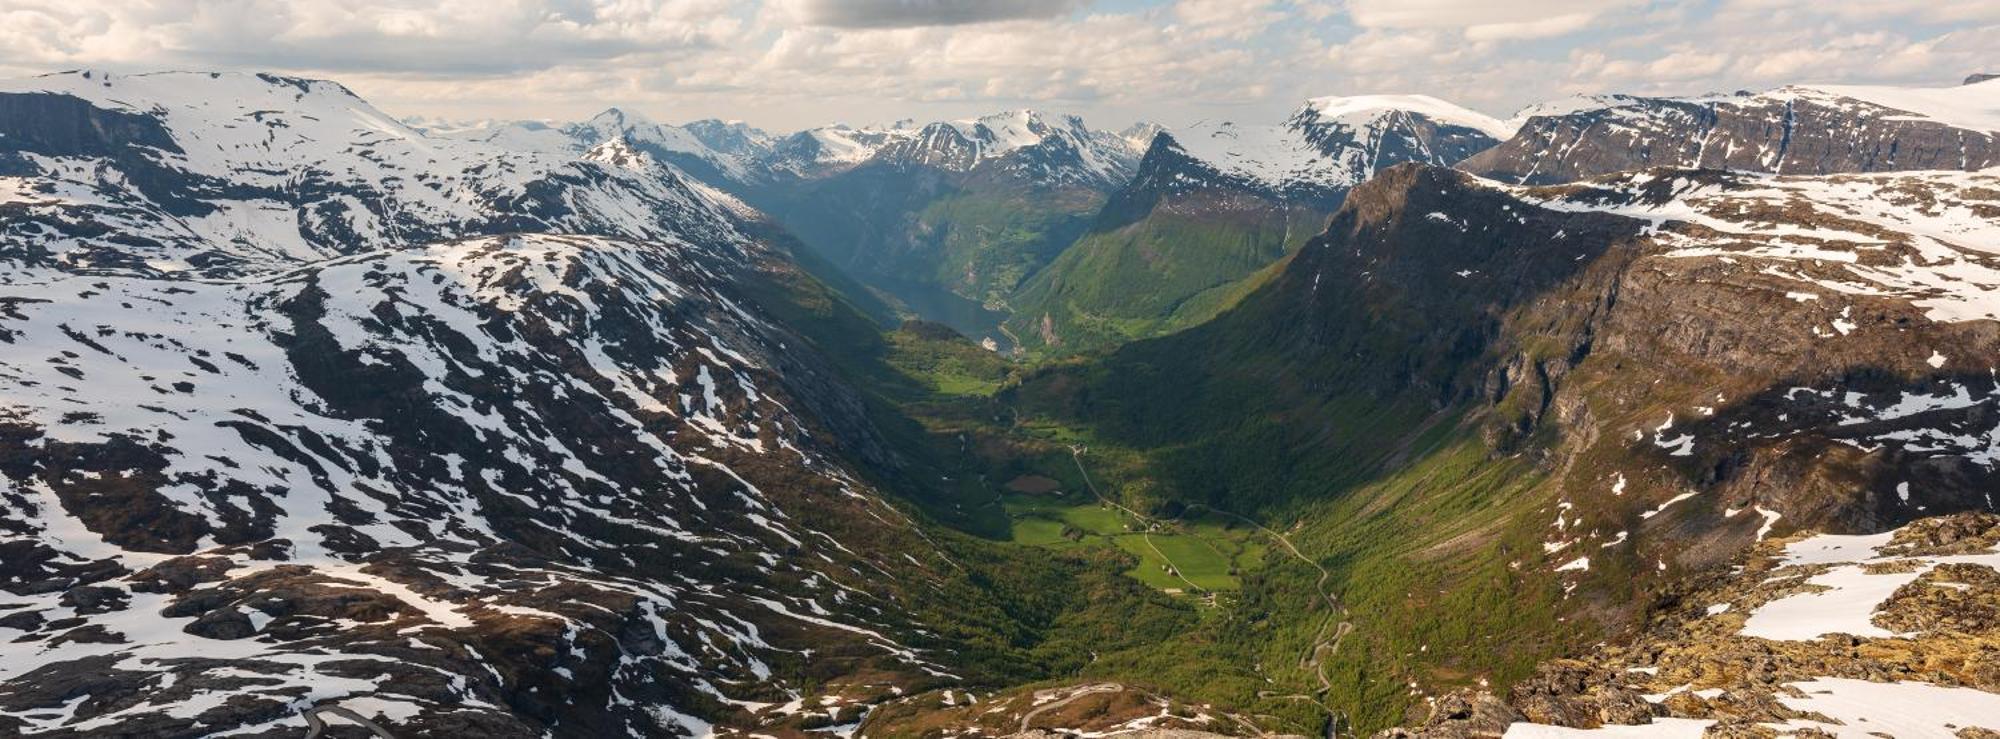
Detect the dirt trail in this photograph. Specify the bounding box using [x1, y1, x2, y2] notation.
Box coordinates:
[1014, 683, 1124, 735]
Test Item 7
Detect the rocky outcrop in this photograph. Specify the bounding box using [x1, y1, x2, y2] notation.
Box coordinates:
[1373, 691, 1519, 738]
[1250, 162, 2000, 546]
[1389, 513, 2000, 736]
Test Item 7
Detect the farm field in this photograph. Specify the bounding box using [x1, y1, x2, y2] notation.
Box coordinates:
[1001, 491, 1268, 594]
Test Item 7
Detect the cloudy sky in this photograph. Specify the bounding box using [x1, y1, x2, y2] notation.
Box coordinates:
[1, 0, 1993, 132]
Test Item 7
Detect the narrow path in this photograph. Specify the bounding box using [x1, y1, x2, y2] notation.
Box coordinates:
[996, 323, 1024, 354]
[1140, 532, 1205, 592]
[1185, 502, 1353, 695]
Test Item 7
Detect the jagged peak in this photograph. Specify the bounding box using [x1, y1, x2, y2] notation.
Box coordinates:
[1119, 122, 1167, 152]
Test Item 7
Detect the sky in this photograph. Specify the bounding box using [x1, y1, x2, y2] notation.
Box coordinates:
[0, 0, 1994, 133]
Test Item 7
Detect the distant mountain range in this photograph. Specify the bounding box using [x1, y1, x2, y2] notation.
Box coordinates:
[424, 78, 2000, 357]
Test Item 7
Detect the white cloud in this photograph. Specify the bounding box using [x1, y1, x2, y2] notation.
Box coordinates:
[1171, 0, 1285, 41]
[0, 0, 745, 75]
[0, 0, 1989, 132]
[1345, 0, 1639, 39]
[775, 0, 1091, 28]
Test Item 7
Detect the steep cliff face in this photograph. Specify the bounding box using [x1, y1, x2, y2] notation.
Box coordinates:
[1462, 81, 2000, 184]
[1261, 162, 2000, 565]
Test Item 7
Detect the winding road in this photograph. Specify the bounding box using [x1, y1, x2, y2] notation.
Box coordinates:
[1068, 445, 1356, 735]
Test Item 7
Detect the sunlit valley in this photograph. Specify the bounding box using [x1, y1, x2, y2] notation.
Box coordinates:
[3, 2, 2000, 738]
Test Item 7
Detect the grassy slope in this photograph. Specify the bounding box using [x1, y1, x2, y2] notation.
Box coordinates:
[1002, 360, 1584, 730]
[915, 187, 1102, 309]
[1006, 205, 1326, 355]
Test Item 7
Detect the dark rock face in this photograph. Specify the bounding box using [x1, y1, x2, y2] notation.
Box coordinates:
[0, 92, 182, 158]
[1287, 108, 1500, 195]
[1461, 89, 2000, 184]
[1117, 106, 1503, 214]
[873, 122, 988, 173]
[1233, 164, 1647, 411]
[1091, 132, 1324, 227]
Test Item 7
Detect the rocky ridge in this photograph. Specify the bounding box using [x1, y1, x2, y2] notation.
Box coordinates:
[1462, 80, 2000, 184]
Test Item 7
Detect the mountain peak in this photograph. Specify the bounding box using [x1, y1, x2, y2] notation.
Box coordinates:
[587, 106, 655, 129]
[1297, 93, 1511, 139]
[1118, 122, 1167, 153]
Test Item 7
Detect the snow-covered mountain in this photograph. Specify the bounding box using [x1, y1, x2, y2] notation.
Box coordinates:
[759, 122, 917, 179]
[0, 70, 976, 736]
[1151, 94, 1508, 202]
[861, 110, 1146, 187]
[0, 71, 743, 276]
[424, 106, 776, 187]
[1462, 78, 2000, 183]
[444, 107, 1150, 192]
